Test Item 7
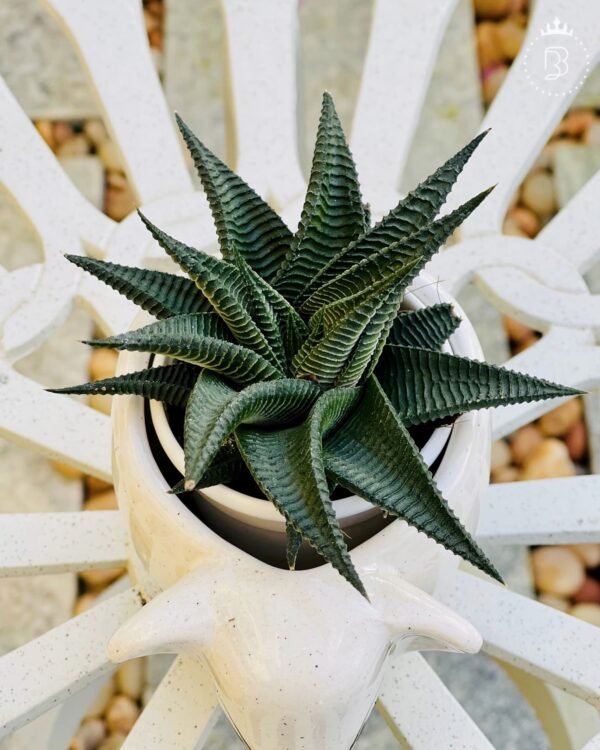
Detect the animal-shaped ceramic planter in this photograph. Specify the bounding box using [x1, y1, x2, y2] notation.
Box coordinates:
[108, 277, 489, 750]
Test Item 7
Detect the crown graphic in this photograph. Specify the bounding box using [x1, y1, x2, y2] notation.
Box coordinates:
[540, 17, 574, 37]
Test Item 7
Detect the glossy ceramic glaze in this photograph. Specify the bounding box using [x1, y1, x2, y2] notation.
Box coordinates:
[109, 274, 491, 750]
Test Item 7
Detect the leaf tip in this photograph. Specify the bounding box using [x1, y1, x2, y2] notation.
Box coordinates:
[184, 479, 196, 492]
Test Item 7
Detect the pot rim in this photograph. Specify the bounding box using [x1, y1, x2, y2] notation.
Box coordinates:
[149, 284, 454, 524]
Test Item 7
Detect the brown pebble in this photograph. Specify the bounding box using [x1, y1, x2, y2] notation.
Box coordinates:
[482, 64, 508, 105]
[491, 440, 511, 471]
[105, 695, 140, 734]
[572, 576, 600, 605]
[496, 16, 526, 60]
[74, 592, 98, 615]
[69, 718, 106, 750]
[90, 348, 118, 381]
[539, 399, 582, 437]
[80, 567, 125, 590]
[570, 603, 600, 627]
[532, 546, 584, 596]
[98, 735, 127, 750]
[501, 315, 533, 344]
[474, 0, 510, 18]
[476, 23, 503, 69]
[51, 460, 84, 481]
[506, 206, 540, 237]
[148, 28, 163, 50]
[538, 593, 569, 612]
[584, 120, 600, 147]
[88, 393, 113, 416]
[116, 659, 146, 701]
[86, 475, 114, 495]
[85, 490, 118, 511]
[521, 171, 556, 217]
[558, 109, 596, 139]
[98, 141, 124, 172]
[143, 8, 160, 34]
[105, 185, 137, 221]
[520, 438, 576, 480]
[570, 544, 600, 569]
[509, 424, 544, 465]
[53, 121, 75, 148]
[565, 420, 587, 462]
[84, 119, 109, 148]
[35, 120, 55, 150]
[490, 465, 519, 483]
[503, 215, 528, 238]
[106, 171, 129, 191]
[512, 333, 538, 355]
[145, 0, 163, 18]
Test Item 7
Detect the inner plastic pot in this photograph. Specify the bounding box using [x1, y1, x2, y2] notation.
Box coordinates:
[148, 289, 454, 569]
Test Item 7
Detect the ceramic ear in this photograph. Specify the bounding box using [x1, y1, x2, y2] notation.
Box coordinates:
[108, 564, 218, 662]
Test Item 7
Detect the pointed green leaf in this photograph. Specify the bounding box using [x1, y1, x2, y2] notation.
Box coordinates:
[235, 387, 365, 595]
[292, 258, 419, 386]
[286, 523, 303, 570]
[324, 376, 501, 582]
[87, 314, 281, 385]
[183, 371, 321, 490]
[47, 363, 198, 407]
[139, 212, 283, 370]
[172, 441, 246, 492]
[387, 303, 461, 349]
[377, 346, 583, 427]
[302, 130, 489, 298]
[66, 255, 209, 319]
[301, 187, 494, 316]
[274, 93, 365, 302]
[176, 115, 292, 282]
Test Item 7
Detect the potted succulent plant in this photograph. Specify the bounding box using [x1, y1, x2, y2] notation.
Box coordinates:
[51, 94, 577, 749]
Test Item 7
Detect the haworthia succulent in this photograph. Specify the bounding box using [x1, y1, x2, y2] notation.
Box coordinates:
[138, 212, 284, 371]
[286, 524, 304, 570]
[183, 371, 321, 490]
[387, 303, 461, 350]
[66, 255, 210, 319]
[274, 93, 365, 302]
[86, 314, 281, 385]
[176, 114, 292, 283]
[48, 363, 198, 407]
[172, 441, 246, 492]
[236, 386, 364, 595]
[324, 376, 501, 582]
[301, 187, 494, 316]
[301, 129, 489, 299]
[376, 346, 582, 426]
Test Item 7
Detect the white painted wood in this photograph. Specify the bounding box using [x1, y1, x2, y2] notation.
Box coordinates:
[0, 362, 112, 481]
[351, 0, 459, 215]
[221, 0, 305, 215]
[438, 571, 600, 708]
[45, 0, 193, 206]
[477, 477, 600, 545]
[0, 588, 141, 739]
[0, 512, 128, 576]
[583, 733, 600, 750]
[378, 651, 493, 748]
[122, 656, 219, 750]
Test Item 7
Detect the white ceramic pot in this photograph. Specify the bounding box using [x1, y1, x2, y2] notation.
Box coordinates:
[109, 274, 491, 750]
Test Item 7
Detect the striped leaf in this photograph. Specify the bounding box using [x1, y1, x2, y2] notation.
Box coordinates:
[387, 303, 461, 349]
[324, 376, 501, 581]
[139, 212, 283, 371]
[286, 524, 303, 570]
[66, 255, 209, 319]
[274, 93, 365, 302]
[87, 314, 281, 385]
[376, 346, 582, 427]
[292, 259, 419, 386]
[48, 363, 198, 407]
[183, 372, 321, 491]
[302, 129, 489, 297]
[236, 386, 365, 595]
[301, 187, 494, 316]
[172, 441, 246, 492]
[176, 115, 291, 283]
